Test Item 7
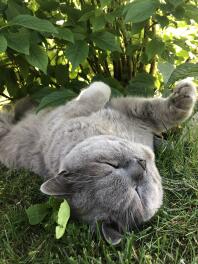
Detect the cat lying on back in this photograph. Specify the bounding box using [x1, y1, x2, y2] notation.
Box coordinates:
[0, 80, 196, 244]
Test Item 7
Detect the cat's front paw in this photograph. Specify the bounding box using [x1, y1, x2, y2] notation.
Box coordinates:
[170, 80, 197, 110]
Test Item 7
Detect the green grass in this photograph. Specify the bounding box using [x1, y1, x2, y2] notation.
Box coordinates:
[0, 128, 198, 264]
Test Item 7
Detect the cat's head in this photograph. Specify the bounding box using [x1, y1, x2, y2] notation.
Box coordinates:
[41, 135, 163, 244]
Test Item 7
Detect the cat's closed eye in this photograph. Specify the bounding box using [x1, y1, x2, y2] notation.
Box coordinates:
[104, 162, 119, 169]
[97, 160, 119, 169]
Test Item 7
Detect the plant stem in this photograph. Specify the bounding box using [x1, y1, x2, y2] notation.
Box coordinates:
[149, 23, 157, 76]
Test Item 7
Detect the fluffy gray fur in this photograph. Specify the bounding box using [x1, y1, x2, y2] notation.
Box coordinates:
[0, 80, 196, 244]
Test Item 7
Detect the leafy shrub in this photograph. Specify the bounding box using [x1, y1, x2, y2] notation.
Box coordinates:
[0, 0, 198, 110]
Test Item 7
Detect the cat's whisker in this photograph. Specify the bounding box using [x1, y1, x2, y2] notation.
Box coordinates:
[129, 210, 140, 231]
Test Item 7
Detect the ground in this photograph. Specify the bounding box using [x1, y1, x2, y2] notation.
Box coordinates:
[0, 127, 198, 264]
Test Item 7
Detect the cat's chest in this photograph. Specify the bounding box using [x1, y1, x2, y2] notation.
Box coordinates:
[93, 109, 154, 149]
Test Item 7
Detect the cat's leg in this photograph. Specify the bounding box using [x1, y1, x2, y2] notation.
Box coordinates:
[0, 110, 16, 167]
[44, 81, 111, 123]
[110, 80, 197, 133]
[0, 110, 48, 176]
[14, 96, 37, 120]
[60, 81, 111, 118]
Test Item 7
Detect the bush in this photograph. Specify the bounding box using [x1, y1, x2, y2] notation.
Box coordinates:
[0, 0, 197, 110]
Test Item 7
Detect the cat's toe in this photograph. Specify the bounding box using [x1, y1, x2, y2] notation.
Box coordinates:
[88, 81, 111, 99]
[171, 79, 197, 110]
[174, 79, 197, 98]
[77, 81, 111, 101]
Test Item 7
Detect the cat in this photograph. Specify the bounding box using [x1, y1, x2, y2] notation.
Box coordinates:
[0, 79, 196, 244]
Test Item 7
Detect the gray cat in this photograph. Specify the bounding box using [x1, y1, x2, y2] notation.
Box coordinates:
[0, 79, 196, 244]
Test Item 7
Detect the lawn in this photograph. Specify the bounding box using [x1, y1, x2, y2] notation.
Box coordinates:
[0, 127, 198, 264]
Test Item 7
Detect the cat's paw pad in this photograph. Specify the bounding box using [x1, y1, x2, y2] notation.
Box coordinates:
[171, 80, 197, 110]
[77, 82, 111, 101]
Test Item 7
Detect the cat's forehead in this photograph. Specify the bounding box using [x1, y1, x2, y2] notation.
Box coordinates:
[62, 135, 155, 171]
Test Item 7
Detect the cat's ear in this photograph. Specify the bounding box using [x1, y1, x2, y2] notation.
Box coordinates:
[40, 171, 69, 196]
[101, 221, 123, 245]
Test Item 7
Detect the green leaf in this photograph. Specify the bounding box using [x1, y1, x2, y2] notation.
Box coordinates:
[100, 0, 112, 7]
[173, 38, 189, 51]
[55, 64, 69, 86]
[26, 203, 49, 225]
[161, 49, 175, 64]
[127, 73, 155, 96]
[36, 90, 76, 112]
[167, 0, 184, 8]
[25, 45, 48, 74]
[5, 0, 30, 20]
[124, 0, 159, 23]
[78, 10, 95, 22]
[166, 63, 198, 87]
[31, 86, 55, 102]
[64, 40, 89, 71]
[173, 6, 185, 20]
[37, 0, 59, 11]
[92, 75, 124, 96]
[72, 26, 87, 41]
[5, 29, 30, 55]
[90, 32, 121, 52]
[0, 0, 7, 13]
[3, 68, 19, 98]
[131, 22, 146, 34]
[55, 28, 74, 43]
[55, 200, 70, 239]
[105, 13, 115, 23]
[155, 15, 169, 28]
[90, 15, 106, 32]
[0, 33, 7, 52]
[185, 4, 198, 23]
[9, 14, 58, 34]
[158, 62, 175, 84]
[146, 38, 165, 61]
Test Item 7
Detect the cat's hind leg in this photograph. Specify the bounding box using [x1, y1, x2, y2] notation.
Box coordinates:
[0, 111, 14, 138]
[0, 110, 16, 167]
[76, 81, 111, 103]
[60, 82, 111, 119]
[0, 110, 46, 176]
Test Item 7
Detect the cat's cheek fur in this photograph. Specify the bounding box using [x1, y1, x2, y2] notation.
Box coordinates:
[139, 183, 163, 222]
